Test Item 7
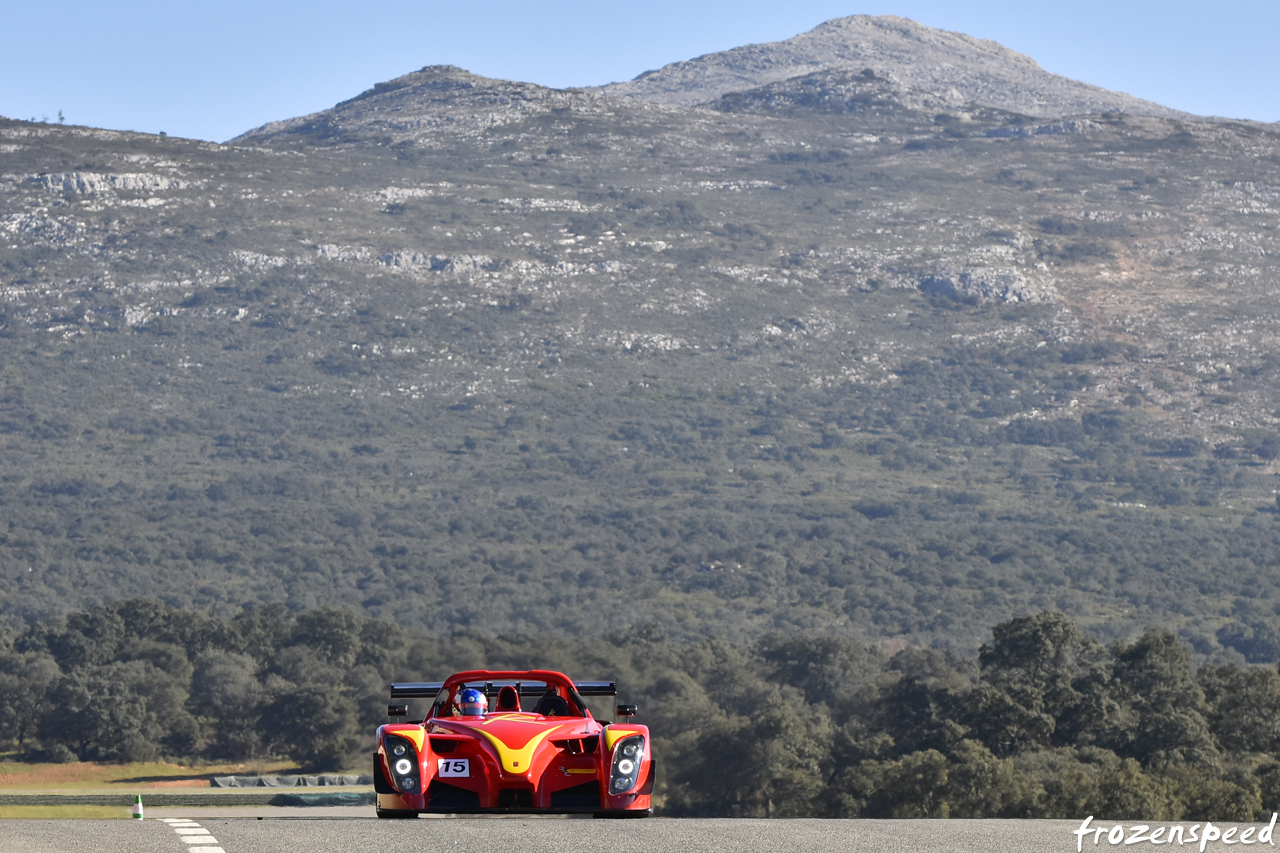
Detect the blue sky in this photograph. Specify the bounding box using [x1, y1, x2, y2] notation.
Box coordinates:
[2, 1, 1277, 142]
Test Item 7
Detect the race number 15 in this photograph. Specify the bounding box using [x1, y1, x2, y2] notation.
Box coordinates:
[438, 758, 469, 777]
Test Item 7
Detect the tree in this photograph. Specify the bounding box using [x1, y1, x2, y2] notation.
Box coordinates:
[1164, 763, 1262, 821]
[290, 608, 364, 669]
[38, 661, 186, 762]
[1091, 756, 1180, 820]
[978, 611, 1114, 750]
[0, 651, 60, 748]
[42, 608, 128, 670]
[1109, 629, 1217, 767]
[941, 739, 1036, 818]
[960, 682, 1053, 758]
[260, 682, 363, 772]
[1200, 664, 1280, 754]
[876, 676, 967, 756]
[190, 650, 267, 759]
[231, 603, 295, 661]
[868, 749, 951, 817]
[754, 633, 884, 719]
[667, 691, 833, 817]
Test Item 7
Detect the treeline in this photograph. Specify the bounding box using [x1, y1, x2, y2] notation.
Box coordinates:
[3, 601, 1280, 820]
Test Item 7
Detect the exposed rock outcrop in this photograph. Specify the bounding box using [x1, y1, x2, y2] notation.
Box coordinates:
[31, 172, 189, 193]
[919, 267, 1057, 303]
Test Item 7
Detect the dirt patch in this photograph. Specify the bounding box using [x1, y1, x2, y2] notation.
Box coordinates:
[0, 761, 294, 790]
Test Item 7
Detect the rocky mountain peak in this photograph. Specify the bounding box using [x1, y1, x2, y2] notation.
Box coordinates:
[231, 65, 577, 145]
[341, 64, 539, 102]
[598, 14, 1186, 120]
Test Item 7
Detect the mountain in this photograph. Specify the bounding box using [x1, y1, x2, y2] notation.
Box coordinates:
[2, 20, 1280, 657]
[233, 15, 1185, 150]
[598, 15, 1186, 119]
[233, 65, 601, 146]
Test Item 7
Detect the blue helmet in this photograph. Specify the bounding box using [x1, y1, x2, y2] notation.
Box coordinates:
[458, 688, 488, 717]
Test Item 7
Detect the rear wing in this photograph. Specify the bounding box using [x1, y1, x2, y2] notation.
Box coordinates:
[390, 682, 445, 700]
[574, 681, 619, 696]
[391, 680, 617, 699]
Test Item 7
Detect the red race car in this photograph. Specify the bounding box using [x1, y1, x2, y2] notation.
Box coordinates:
[374, 669, 653, 818]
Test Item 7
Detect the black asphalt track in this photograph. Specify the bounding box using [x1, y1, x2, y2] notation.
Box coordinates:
[0, 815, 1165, 853]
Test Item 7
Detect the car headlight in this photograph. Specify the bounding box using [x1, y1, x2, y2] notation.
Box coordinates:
[384, 735, 420, 795]
[609, 735, 645, 795]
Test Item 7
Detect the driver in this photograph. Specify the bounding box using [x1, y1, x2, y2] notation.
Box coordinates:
[456, 687, 488, 717]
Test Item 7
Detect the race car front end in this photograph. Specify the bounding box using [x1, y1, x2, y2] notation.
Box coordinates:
[374, 671, 653, 817]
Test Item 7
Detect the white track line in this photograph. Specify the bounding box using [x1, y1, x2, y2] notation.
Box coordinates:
[158, 818, 225, 853]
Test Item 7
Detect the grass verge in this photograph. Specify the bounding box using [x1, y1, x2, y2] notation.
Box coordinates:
[0, 805, 134, 819]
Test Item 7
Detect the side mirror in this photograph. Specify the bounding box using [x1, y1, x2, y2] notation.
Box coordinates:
[388, 704, 409, 719]
[615, 703, 638, 720]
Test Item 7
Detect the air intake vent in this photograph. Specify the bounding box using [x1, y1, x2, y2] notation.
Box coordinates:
[550, 782, 601, 809]
[497, 787, 534, 808]
[425, 780, 480, 811]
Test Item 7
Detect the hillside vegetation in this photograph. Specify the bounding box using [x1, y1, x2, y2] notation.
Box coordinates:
[2, 36, 1280, 654]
